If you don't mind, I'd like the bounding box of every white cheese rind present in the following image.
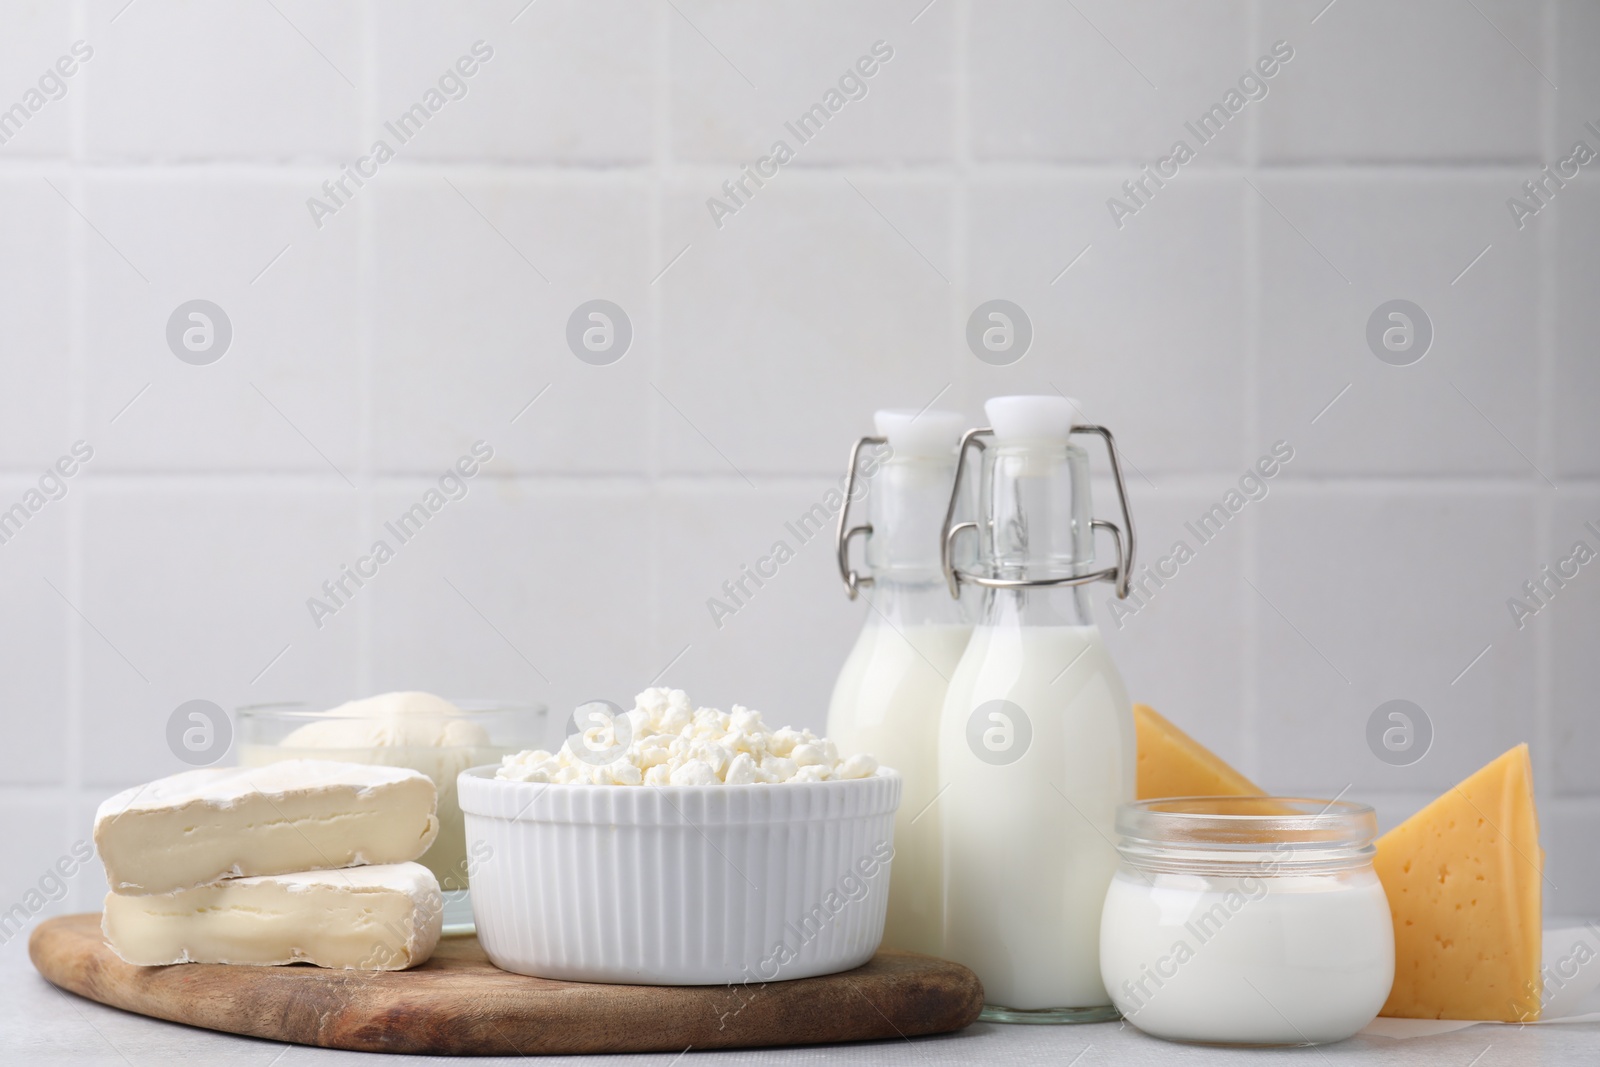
[93,760,439,895]
[101,862,443,969]
[94,759,434,813]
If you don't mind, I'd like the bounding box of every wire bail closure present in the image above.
[834,435,888,599]
[939,424,1138,600]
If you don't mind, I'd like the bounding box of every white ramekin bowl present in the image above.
[458,766,902,985]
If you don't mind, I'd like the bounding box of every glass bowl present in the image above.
[237,699,547,933]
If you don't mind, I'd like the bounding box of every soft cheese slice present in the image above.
[1134,703,1264,800]
[102,862,443,969]
[94,760,439,895]
[1375,744,1542,1021]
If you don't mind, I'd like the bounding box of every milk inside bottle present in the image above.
[827,409,972,956]
[936,395,1138,1023]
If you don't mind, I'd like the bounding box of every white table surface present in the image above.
[7,941,1598,1067]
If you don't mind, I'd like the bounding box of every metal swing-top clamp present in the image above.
[834,435,888,600]
[938,425,1138,601]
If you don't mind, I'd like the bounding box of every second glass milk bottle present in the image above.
[828,409,972,957]
[936,394,1138,1022]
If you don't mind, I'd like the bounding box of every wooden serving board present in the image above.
[30,914,984,1056]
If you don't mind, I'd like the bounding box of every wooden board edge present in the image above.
[29,914,986,1056]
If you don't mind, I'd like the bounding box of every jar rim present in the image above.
[237,700,544,720]
[1116,796,1377,856]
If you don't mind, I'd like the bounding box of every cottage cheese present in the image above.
[495,688,879,786]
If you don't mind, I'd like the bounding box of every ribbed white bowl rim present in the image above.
[458,765,902,826]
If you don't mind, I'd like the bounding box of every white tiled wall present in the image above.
[1,0,1596,938]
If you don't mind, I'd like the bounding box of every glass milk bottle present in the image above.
[936,395,1139,1023]
[828,409,973,957]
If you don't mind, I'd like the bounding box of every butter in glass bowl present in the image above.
[238,692,544,931]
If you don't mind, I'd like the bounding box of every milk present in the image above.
[828,619,970,956]
[1100,869,1395,1044]
[938,621,1134,1010]
[826,408,972,956]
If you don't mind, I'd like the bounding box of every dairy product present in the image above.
[1134,703,1264,800]
[1375,743,1542,1021]
[94,760,439,896]
[240,692,503,890]
[939,623,1134,1010]
[828,621,969,955]
[1100,869,1394,1044]
[496,688,878,785]
[825,407,971,957]
[102,861,442,969]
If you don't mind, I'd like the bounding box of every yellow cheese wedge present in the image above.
[1375,744,1542,1021]
[1134,703,1264,800]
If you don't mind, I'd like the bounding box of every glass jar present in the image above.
[237,699,545,934]
[1100,797,1395,1046]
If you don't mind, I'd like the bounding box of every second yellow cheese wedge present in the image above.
[1374,744,1543,1021]
[1134,703,1264,800]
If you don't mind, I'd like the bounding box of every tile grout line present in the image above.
[65,0,90,884]
[952,0,970,389]
[1532,0,1557,804]
[1243,0,1262,168]
[1239,185,1263,781]
[646,0,671,680]
[0,159,1570,178]
[1,469,1594,490]
[354,0,378,696]
[1238,0,1263,784]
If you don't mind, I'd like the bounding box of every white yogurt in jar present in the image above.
[1101,869,1393,1044]
[1100,798,1395,1046]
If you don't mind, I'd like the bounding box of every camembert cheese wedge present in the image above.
[102,862,443,969]
[94,760,439,896]
[1134,703,1264,800]
[1374,744,1542,1021]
